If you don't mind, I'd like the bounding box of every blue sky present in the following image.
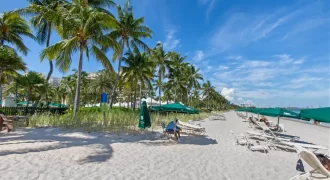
[1,0,329,107]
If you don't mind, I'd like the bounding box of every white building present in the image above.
[88,72,100,79]
[48,77,62,87]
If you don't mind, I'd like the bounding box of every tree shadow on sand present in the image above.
[0,128,113,164]
[0,128,217,163]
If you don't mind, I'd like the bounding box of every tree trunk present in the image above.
[158,71,162,106]
[0,70,3,104]
[109,40,125,108]
[45,25,53,81]
[133,86,137,109]
[73,45,84,119]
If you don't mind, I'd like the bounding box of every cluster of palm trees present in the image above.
[0,0,238,117]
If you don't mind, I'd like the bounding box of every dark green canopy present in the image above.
[152,102,199,114]
[258,108,299,118]
[299,107,330,123]
[17,101,32,105]
[48,103,66,108]
[139,101,151,129]
[236,107,299,124]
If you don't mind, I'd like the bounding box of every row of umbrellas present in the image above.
[16,101,67,108]
[236,107,330,123]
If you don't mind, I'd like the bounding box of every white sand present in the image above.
[0,111,329,180]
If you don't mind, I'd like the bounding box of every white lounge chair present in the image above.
[290,146,330,180]
[230,130,249,146]
[231,130,268,153]
[178,120,206,135]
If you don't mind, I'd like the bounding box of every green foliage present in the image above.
[28,107,210,133]
[0,46,27,84]
[0,11,35,54]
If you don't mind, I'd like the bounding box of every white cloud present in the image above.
[226,56,242,60]
[217,65,229,70]
[237,97,243,102]
[293,57,305,64]
[209,6,306,52]
[221,87,235,101]
[280,18,327,41]
[163,30,180,50]
[193,50,205,61]
[199,0,216,21]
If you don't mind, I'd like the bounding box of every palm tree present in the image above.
[15,71,46,108]
[151,42,171,106]
[41,5,117,118]
[0,11,34,55]
[121,49,154,109]
[186,64,203,105]
[89,70,115,104]
[107,5,153,108]
[202,80,215,109]
[24,0,67,81]
[0,46,27,101]
[0,46,27,86]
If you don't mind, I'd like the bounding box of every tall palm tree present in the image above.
[186,64,203,105]
[107,5,153,108]
[121,49,154,109]
[151,42,171,106]
[24,0,67,81]
[41,4,117,118]
[0,11,34,55]
[202,80,214,109]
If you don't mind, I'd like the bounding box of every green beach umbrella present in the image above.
[17,101,32,105]
[299,107,330,123]
[152,102,199,114]
[139,101,151,129]
[258,108,299,125]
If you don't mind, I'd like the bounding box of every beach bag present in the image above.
[296,159,305,172]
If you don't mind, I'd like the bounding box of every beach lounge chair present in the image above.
[246,130,328,152]
[177,120,205,135]
[230,130,269,153]
[245,135,269,153]
[230,130,249,145]
[0,114,14,133]
[248,117,299,141]
[290,146,330,180]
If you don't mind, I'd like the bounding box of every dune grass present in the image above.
[28,108,210,133]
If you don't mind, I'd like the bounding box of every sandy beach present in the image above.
[1,111,329,180]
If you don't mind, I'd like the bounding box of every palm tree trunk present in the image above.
[158,71,161,106]
[0,69,3,104]
[133,85,137,109]
[45,25,53,81]
[109,40,125,108]
[73,46,84,118]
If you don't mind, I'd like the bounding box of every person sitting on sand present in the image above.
[166,118,182,142]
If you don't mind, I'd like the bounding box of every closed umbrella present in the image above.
[139,101,151,129]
